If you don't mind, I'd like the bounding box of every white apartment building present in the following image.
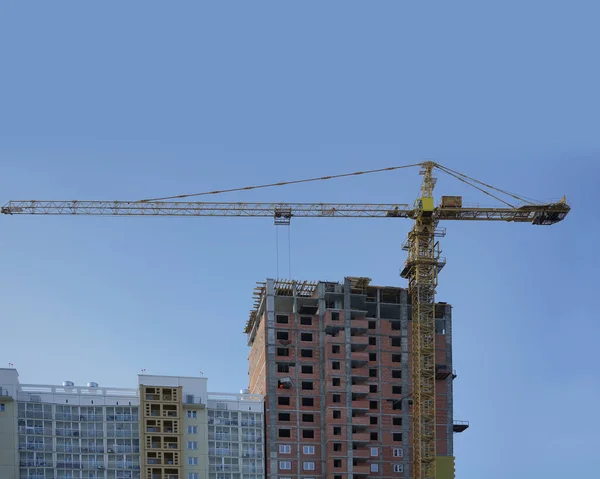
[0,369,264,479]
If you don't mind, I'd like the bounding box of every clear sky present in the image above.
[1,1,599,477]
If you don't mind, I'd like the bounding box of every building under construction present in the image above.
[246,277,466,479]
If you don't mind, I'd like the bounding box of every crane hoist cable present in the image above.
[138,162,423,202]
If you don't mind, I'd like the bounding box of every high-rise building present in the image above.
[0,369,264,479]
[246,277,463,479]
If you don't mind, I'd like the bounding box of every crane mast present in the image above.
[403,161,443,479]
[1,162,570,479]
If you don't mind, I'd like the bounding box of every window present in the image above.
[393,386,402,395]
[279,461,292,470]
[393,400,402,410]
[187,425,197,434]
[369,353,377,361]
[370,447,378,456]
[303,461,316,471]
[369,384,377,393]
[302,397,313,407]
[279,429,291,438]
[333,443,342,452]
[393,417,402,426]
[335,476,342,479]
[302,381,313,390]
[277,331,289,340]
[371,464,379,472]
[302,414,314,423]
[187,441,198,450]
[392,354,401,363]
[187,410,197,419]
[0,404,5,412]
[394,464,404,472]
[332,378,341,387]
[277,348,290,357]
[278,363,290,373]
[392,369,402,379]
[391,321,400,330]
[393,432,403,442]
[333,426,341,435]
[333,410,341,419]
[369,336,376,345]
[278,396,290,406]
[300,316,312,325]
[370,416,378,425]
[188,457,198,465]
[301,349,313,358]
[279,444,291,454]
[276,315,289,324]
[331,312,340,321]
[279,413,291,421]
[188,473,199,479]
[368,321,376,329]
[332,345,340,354]
[369,401,378,409]
[370,432,378,440]
[301,333,313,342]
[369,369,377,378]
[332,361,341,370]
[301,365,313,374]
[302,429,314,439]
[393,447,404,457]
[334,459,342,468]
[333,394,341,403]
[392,336,401,347]
[303,445,315,455]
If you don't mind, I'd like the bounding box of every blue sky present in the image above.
[1,1,599,477]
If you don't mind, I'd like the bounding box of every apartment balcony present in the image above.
[352,432,370,443]
[18,426,53,436]
[107,461,140,470]
[351,400,370,411]
[145,394,161,401]
[351,415,370,428]
[350,351,368,366]
[453,420,469,433]
[435,364,452,380]
[19,443,53,452]
[352,447,370,459]
[350,319,368,333]
[353,464,371,475]
[350,335,369,351]
[20,460,54,468]
[351,367,369,381]
[351,384,369,396]
[326,332,345,344]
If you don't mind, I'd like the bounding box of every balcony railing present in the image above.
[20,411,53,420]
[18,426,53,436]
[18,443,53,452]
[19,460,54,468]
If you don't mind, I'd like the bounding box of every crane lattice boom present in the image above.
[1,200,569,224]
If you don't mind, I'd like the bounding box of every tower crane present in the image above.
[1,161,570,479]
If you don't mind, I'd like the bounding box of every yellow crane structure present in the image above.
[1,161,570,479]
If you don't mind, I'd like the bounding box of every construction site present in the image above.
[0,161,570,479]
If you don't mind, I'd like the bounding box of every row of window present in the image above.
[277,313,404,329]
[278,460,404,472]
[277,363,403,379]
[277,427,402,441]
[276,315,314,325]
[277,332,402,348]
[278,395,402,410]
[279,460,315,470]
